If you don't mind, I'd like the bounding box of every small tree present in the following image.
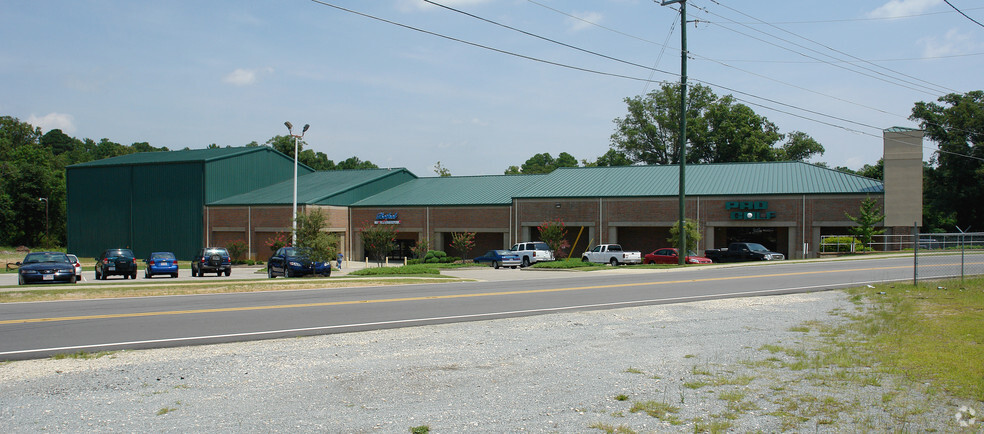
[449,232,476,263]
[361,223,398,266]
[845,197,885,250]
[538,218,570,258]
[410,238,430,259]
[667,218,702,254]
[265,232,291,252]
[295,209,339,265]
[227,240,249,263]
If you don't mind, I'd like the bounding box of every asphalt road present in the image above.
[0,253,978,360]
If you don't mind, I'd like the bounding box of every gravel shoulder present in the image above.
[0,290,975,432]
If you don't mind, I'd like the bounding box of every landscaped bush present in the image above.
[423,250,456,264]
[530,258,606,269]
[821,236,864,253]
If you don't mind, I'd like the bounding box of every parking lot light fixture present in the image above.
[285,122,309,246]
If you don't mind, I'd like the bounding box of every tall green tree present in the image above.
[294,209,339,265]
[910,90,984,231]
[667,218,702,254]
[611,82,823,165]
[845,197,885,249]
[503,152,578,174]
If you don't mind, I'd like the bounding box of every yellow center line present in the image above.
[0,263,932,325]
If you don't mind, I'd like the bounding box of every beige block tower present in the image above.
[882,127,923,235]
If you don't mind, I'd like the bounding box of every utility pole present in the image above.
[661,0,688,265]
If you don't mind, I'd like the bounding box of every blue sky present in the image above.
[2,0,981,176]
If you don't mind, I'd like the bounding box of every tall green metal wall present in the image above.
[67,148,304,261]
[67,163,205,261]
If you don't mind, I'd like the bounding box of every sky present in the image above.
[2,0,982,176]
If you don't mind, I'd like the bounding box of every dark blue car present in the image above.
[473,249,521,269]
[144,252,179,278]
[267,247,331,278]
[17,252,77,285]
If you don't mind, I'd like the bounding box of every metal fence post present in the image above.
[913,222,918,286]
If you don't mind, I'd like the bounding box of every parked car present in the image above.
[192,247,232,277]
[17,252,77,285]
[66,254,82,279]
[144,251,179,278]
[704,242,784,262]
[509,241,555,267]
[643,248,713,265]
[95,248,138,280]
[267,247,331,278]
[473,249,521,269]
[581,244,643,266]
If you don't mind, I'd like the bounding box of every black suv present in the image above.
[95,248,138,280]
[192,247,232,277]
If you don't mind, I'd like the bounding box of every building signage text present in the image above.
[374,212,400,225]
[726,201,776,220]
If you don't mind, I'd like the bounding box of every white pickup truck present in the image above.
[581,244,642,266]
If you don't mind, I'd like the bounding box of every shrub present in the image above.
[349,265,440,276]
[821,236,864,253]
[424,250,453,263]
[227,240,248,263]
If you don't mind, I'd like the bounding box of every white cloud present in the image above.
[866,0,941,19]
[566,11,602,32]
[27,113,76,134]
[222,67,273,86]
[398,0,494,12]
[919,28,979,57]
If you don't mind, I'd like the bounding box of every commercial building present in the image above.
[67,129,921,261]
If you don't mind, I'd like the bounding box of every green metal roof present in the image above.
[515,162,883,198]
[211,168,417,206]
[353,174,546,207]
[885,126,921,133]
[68,146,312,171]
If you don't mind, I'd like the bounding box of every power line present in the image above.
[944,0,984,28]
[305,0,981,162]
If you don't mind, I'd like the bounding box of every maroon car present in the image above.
[643,248,712,265]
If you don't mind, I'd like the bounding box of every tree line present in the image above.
[0,116,377,248]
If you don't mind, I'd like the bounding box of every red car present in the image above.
[643,248,713,265]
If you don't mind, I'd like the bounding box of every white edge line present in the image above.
[0,279,892,357]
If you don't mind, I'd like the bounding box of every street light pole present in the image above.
[284,122,309,247]
[661,0,688,265]
[38,197,48,243]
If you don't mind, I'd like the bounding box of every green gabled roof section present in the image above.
[515,162,883,198]
[353,174,546,207]
[210,168,417,206]
[885,126,921,133]
[68,146,314,172]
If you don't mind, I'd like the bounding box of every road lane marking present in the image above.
[0,264,923,325]
[0,280,885,357]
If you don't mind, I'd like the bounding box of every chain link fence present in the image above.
[820,232,984,282]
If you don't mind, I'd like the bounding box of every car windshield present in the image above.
[495,250,510,255]
[24,252,69,263]
[106,249,134,258]
[746,243,769,252]
[687,250,698,256]
[533,242,550,250]
[281,247,299,256]
[206,248,229,256]
[67,254,79,262]
[151,253,175,260]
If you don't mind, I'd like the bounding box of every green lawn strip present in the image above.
[850,278,984,401]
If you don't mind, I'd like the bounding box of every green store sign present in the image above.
[726,201,776,220]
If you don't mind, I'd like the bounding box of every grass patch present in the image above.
[614,394,629,401]
[348,265,441,276]
[587,422,636,433]
[409,425,430,434]
[629,400,681,424]
[51,350,116,360]
[849,278,984,401]
[624,367,644,375]
[155,406,177,416]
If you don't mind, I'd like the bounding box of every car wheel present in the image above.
[225,269,231,277]
[145,270,150,279]
[18,275,24,285]
[522,257,531,268]
[581,257,589,262]
[172,273,178,278]
[493,261,500,269]
[132,272,137,279]
[216,271,221,277]
[268,267,275,278]
[511,266,517,269]
[69,275,77,284]
[610,258,619,266]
